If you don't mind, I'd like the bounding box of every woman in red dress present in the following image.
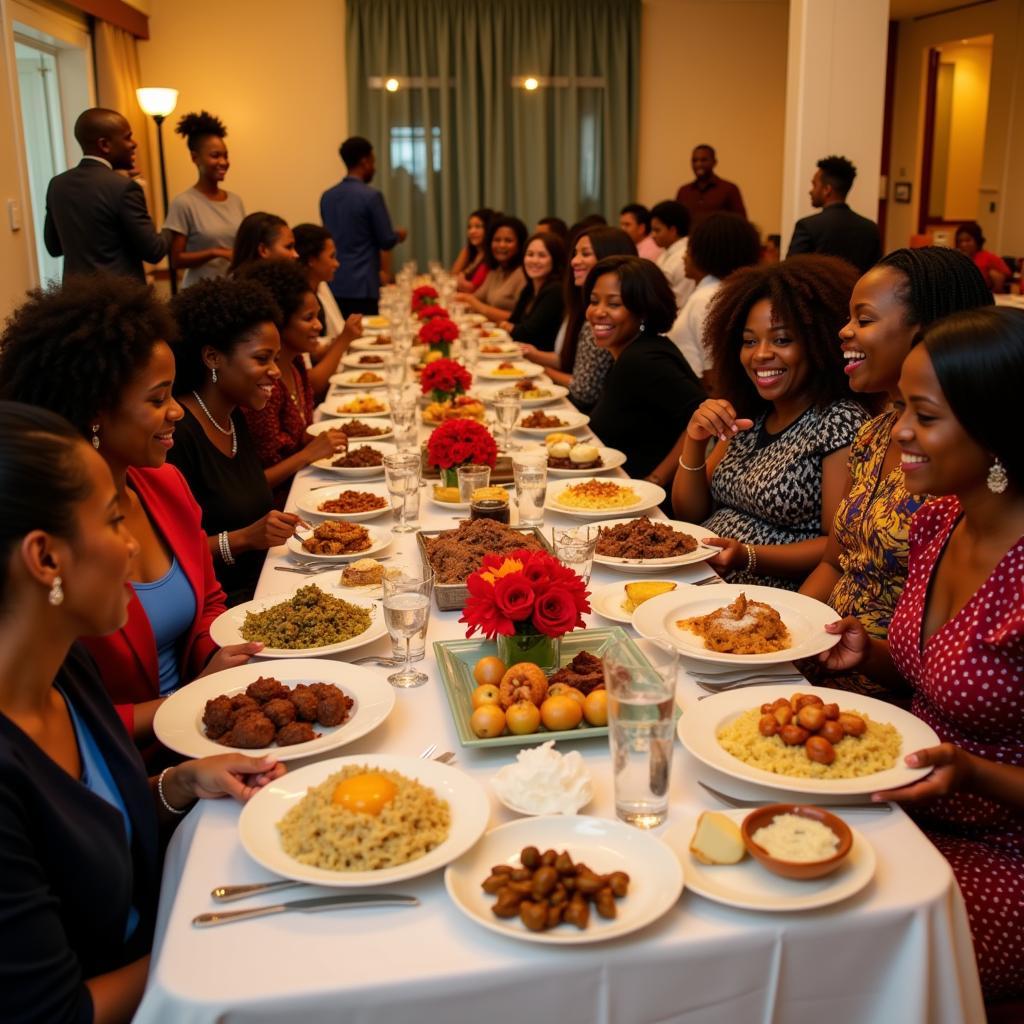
[822,306,1024,1001]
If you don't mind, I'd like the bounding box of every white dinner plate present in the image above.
[296,482,393,521]
[305,418,393,441]
[239,754,490,887]
[589,579,684,624]
[318,394,391,418]
[590,519,719,573]
[515,410,590,434]
[309,441,396,477]
[351,337,393,352]
[546,447,628,477]
[632,584,840,664]
[677,684,939,795]
[340,352,392,370]
[473,383,569,407]
[286,524,391,563]
[476,340,518,357]
[152,659,395,762]
[664,809,875,911]
[546,478,666,519]
[362,315,391,331]
[330,370,388,389]
[476,361,546,381]
[445,815,683,944]
[209,586,387,659]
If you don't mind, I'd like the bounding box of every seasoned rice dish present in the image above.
[555,480,639,510]
[678,593,790,654]
[240,584,371,649]
[277,766,451,871]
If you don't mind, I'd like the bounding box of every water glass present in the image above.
[460,333,480,374]
[383,451,421,533]
[493,393,522,452]
[457,463,491,502]
[384,357,407,388]
[512,451,547,528]
[603,639,679,829]
[551,525,599,582]
[383,570,433,688]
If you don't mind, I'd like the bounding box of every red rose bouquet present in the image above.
[411,285,439,311]
[421,357,472,402]
[419,317,459,346]
[416,304,450,321]
[461,548,590,640]
[426,418,497,474]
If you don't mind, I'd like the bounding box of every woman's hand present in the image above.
[687,399,754,443]
[872,743,975,804]
[819,616,870,672]
[172,755,286,805]
[246,510,304,551]
[304,428,347,464]
[702,537,748,573]
[498,320,514,333]
[339,313,363,346]
[201,642,264,676]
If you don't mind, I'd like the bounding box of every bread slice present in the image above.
[689,811,746,865]
[623,581,677,613]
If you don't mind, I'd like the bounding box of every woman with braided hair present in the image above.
[165,110,245,286]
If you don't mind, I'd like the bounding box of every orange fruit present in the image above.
[540,694,584,731]
[471,684,501,709]
[548,684,586,707]
[473,656,507,687]
[583,689,608,727]
[506,701,541,735]
[470,704,506,738]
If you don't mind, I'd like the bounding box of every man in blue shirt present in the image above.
[320,136,407,315]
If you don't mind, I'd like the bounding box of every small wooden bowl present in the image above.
[741,804,852,880]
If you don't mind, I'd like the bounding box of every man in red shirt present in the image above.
[675,145,747,227]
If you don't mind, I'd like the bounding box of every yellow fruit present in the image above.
[425,350,443,364]
[540,694,583,731]
[470,704,506,738]
[471,684,501,709]
[583,689,608,727]
[473,656,507,687]
[506,701,541,735]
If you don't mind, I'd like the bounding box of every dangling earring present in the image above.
[48,575,64,606]
[91,424,100,450]
[987,457,1008,494]
[638,321,646,333]
[211,367,218,384]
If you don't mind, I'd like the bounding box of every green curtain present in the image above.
[345,0,640,268]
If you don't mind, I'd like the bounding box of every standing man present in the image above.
[675,145,747,227]
[618,203,660,261]
[320,136,407,316]
[786,155,881,274]
[44,108,168,282]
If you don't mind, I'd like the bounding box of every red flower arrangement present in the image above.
[427,418,497,472]
[411,285,439,311]
[460,548,590,640]
[416,304,450,321]
[421,357,472,400]
[418,317,459,347]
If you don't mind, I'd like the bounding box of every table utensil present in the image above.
[695,677,807,696]
[193,892,420,927]
[696,780,892,812]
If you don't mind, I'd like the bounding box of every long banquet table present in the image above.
[136,369,984,1024]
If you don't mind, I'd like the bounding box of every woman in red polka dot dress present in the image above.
[821,307,1024,1001]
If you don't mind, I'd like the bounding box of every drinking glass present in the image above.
[603,639,679,829]
[383,451,421,532]
[460,332,480,375]
[384,357,407,388]
[512,450,548,528]
[551,525,599,583]
[383,570,433,687]
[493,393,522,452]
[457,463,491,502]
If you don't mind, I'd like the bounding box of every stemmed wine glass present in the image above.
[492,391,522,453]
[382,570,434,688]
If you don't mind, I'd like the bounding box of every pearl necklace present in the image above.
[192,390,237,456]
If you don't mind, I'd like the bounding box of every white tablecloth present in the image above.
[137,383,984,1024]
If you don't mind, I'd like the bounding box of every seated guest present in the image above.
[671,256,868,589]
[165,110,244,287]
[536,215,568,240]
[587,256,704,480]
[0,401,283,1022]
[651,199,694,311]
[0,276,260,747]
[451,207,495,292]
[667,211,762,387]
[955,221,1011,293]
[762,233,781,263]
[499,231,566,350]
[820,307,1024,1002]
[170,278,307,605]
[458,215,528,322]
[676,144,748,226]
[618,203,661,261]
[227,211,296,273]
[236,259,350,502]
[293,223,362,354]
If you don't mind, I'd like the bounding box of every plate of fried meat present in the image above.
[590,517,718,571]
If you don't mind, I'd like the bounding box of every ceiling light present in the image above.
[523,77,539,91]
[385,78,400,93]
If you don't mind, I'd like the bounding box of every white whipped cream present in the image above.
[492,741,592,815]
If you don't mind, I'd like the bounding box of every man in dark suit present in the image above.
[44,108,168,282]
[786,155,881,274]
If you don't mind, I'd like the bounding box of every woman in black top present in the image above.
[586,256,705,481]
[0,402,282,1022]
[169,278,304,604]
[500,231,566,350]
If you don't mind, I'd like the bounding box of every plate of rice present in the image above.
[546,478,665,519]
[209,583,388,658]
[239,754,490,886]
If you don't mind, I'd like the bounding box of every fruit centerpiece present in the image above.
[426,417,498,487]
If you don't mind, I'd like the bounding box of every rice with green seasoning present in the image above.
[241,584,371,649]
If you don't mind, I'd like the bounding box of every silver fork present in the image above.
[696,677,806,698]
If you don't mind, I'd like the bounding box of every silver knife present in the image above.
[193,892,419,927]
[698,780,892,813]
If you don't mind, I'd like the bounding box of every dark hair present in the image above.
[73,108,123,149]
[955,221,985,250]
[922,306,1024,489]
[525,231,567,279]
[817,155,857,198]
[340,136,373,169]
[650,200,690,237]
[228,212,289,273]
[619,203,651,232]
[560,226,638,373]
[705,254,860,417]
[582,255,677,336]
[170,278,282,393]
[688,212,762,281]
[0,402,92,603]
[568,214,607,236]
[0,274,175,435]
[537,216,568,239]
[465,207,496,262]
[693,144,717,160]
[237,258,314,325]
[876,246,992,332]
[292,223,333,265]
[175,110,227,151]
[484,216,528,271]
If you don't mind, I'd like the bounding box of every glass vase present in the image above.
[439,467,459,488]
[497,632,561,673]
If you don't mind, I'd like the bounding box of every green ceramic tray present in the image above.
[435,626,649,749]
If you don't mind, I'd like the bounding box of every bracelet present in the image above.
[678,454,708,472]
[218,531,235,566]
[744,543,758,575]
[157,767,189,815]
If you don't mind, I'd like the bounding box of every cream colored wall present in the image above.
[636,0,789,237]
[939,42,992,222]
[138,0,347,228]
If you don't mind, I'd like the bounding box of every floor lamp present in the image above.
[136,87,178,295]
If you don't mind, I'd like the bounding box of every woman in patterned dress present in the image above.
[822,307,1024,1001]
[671,255,868,590]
